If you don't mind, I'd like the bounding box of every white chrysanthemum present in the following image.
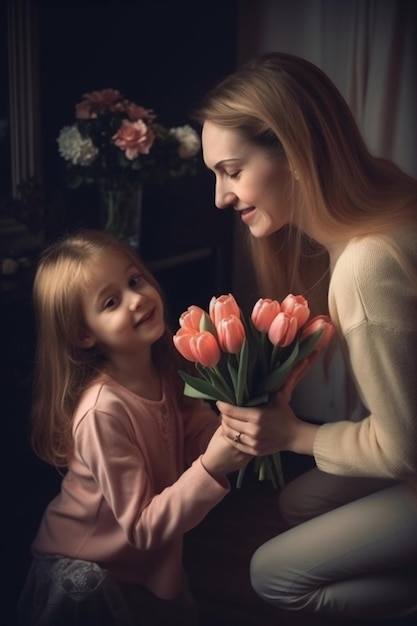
[57,125,98,166]
[169,125,201,159]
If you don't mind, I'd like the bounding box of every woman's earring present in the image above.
[293,169,299,180]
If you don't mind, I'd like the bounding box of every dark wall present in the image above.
[39,0,237,170]
[0,1,12,200]
[38,0,238,319]
[6,2,238,622]
[38,1,235,231]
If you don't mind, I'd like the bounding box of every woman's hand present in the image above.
[218,357,320,457]
[217,392,299,456]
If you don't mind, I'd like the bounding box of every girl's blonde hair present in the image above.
[31,229,191,468]
[195,52,417,314]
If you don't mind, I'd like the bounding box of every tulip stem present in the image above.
[211,365,235,404]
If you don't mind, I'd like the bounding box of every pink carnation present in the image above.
[124,101,156,122]
[112,119,155,160]
[75,89,123,119]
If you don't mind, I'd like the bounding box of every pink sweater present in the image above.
[32,376,229,599]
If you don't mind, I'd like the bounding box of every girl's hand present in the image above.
[201,426,252,479]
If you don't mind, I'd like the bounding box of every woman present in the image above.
[195,52,417,620]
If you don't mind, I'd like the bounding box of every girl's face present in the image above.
[80,252,165,359]
[202,121,295,237]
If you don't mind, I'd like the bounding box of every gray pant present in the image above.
[250,469,417,619]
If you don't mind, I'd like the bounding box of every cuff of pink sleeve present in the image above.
[199,455,230,491]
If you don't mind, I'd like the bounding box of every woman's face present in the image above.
[202,121,295,238]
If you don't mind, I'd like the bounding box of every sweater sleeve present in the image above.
[182,399,220,467]
[314,233,417,479]
[314,321,417,478]
[75,404,228,552]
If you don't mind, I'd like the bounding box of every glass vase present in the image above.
[99,184,143,250]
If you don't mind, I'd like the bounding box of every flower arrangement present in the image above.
[57,88,201,189]
[173,293,335,488]
[57,88,201,244]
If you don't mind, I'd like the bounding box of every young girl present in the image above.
[18,229,250,626]
[196,52,417,620]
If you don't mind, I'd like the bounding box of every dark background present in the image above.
[37,0,238,317]
[3,1,239,621]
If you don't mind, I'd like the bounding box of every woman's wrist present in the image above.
[289,418,319,455]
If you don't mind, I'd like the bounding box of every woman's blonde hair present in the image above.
[31,229,191,468]
[195,52,417,313]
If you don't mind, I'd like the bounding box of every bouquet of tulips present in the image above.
[173,293,335,488]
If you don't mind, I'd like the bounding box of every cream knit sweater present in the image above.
[313,228,417,503]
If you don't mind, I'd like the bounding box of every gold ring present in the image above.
[234,432,242,444]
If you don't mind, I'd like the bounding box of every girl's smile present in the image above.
[81,253,165,355]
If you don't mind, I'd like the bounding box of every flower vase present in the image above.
[99,184,143,250]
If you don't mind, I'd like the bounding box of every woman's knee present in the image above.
[250,542,278,602]
[250,539,310,612]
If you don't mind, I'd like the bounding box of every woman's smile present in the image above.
[202,121,294,238]
[239,206,257,224]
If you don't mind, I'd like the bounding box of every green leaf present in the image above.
[243,393,270,406]
[247,319,267,361]
[261,341,300,393]
[241,454,284,490]
[269,336,298,369]
[226,357,238,402]
[179,371,234,403]
[258,458,266,481]
[296,328,324,362]
[214,352,231,382]
[199,312,217,337]
[199,362,236,403]
[261,369,289,393]
[236,338,249,405]
[236,465,247,489]
[182,382,220,401]
[272,453,285,488]
[195,362,218,385]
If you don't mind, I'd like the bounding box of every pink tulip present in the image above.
[173,328,197,361]
[268,312,298,347]
[216,315,246,354]
[280,294,310,328]
[173,328,221,367]
[300,315,335,351]
[209,294,240,328]
[191,331,222,367]
[179,305,205,331]
[251,298,281,333]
